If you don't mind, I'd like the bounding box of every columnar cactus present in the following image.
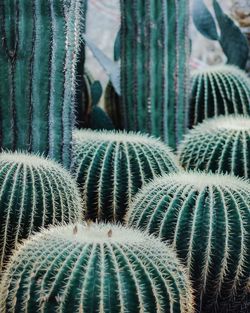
[178,115,250,179]
[104,82,123,129]
[120,0,190,148]
[127,171,250,313]
[71,129,180,222]
[0,0,87,167]
[0,223,194,313]
[0,152,82,271]
[189,65,250,128]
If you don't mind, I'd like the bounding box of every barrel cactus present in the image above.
[0,151,82,271]
[127,171,250,313]
[71,129,180,222]
[189,65,250,128]
[0,0,87,167]
[0,223,194,313]
[178,115,250,179]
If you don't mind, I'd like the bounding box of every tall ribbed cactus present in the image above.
[0,0,87,167]
[178,115,250,178]
[189,65,250,128]
[120,0,190,148]
[0,223,194,313]
[127,171,250,313]
[71,129,180,222]
[0,151,82,271]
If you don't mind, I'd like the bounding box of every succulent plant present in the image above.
[189,65,250,128]
[127,171,250,313]
[71,129,180,222]
[120,0,190,148]
[0,223,194,313]
[0,151,82,271]
[0,0,87,167]
[178,115,250,179]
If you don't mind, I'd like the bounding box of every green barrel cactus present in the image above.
[178,115,250,179]
[127,171,250,313]
[120,0,190,148]
[0,223,194,313]
[0,0,87,167]
[0,151,82,271]
[71,129,180,222]
[189,65,250,128]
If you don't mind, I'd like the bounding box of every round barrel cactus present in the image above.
[71,129,180,222]
[0,151,82,271]
[189,65,250,128]
[178,115,250,178]
[127,171,250,313]
[0,223,194,313]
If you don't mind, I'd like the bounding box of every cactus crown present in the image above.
[127,170,250,313]
[178,115,250,178]
[0,151,82,271]
[71,129,180,222]
[189,65,250,127]
[0,223,194,313]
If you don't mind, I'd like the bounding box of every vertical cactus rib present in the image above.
[120,0,190,148]
[0,223,194,313]
[0,0,87,167]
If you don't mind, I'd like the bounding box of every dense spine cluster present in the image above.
[178,115,250,179]
[120,0,190,148]
[0,0,87,167]
[189,65,250,128]
[127,171,250,313]
[0,223,194,313]
[0,152,82,271]
[71,129,180,222]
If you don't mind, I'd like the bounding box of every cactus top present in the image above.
[192,64,250,79]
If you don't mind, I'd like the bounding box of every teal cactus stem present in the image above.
[0,223,194,313]
[127,171,250,313]
[120,0,190,148]
[189,65,250,128]
[0,0,87,168]
[178,115,250,179]
[0,151,82,272]
[71,129,180,222]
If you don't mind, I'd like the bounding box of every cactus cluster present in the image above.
[127,171,250,313]
[178,115,250,179]
[0,151,82,271]
[120,0,190,148]
[0,223,194,313]
[0,0,87,167]
[189,65,250,128]
[71,129,180,222]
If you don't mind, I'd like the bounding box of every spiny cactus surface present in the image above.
[0,223,194,313]
[71,129,180,222]
[0,151,82,271]
[120,0,190,148]
[127,171,250,313]
[189,65,250,128]
[178,115,250,178]
[0,0,87,167]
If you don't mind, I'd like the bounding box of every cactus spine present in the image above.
[0,0,87,167]
[71,129,180,222]
[127,171,250,313]
[0,151,82,271]
[120,0,190,148]
[0,223,194,313]
[189,65,250,128]
[178,115,250,179]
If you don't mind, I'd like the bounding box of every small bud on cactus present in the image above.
[178,115,250,179]
[127,171,250,313]
[0,223,194,313]
[71,129,180,222]
[189,65,250,128]
[0,151,82,271]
